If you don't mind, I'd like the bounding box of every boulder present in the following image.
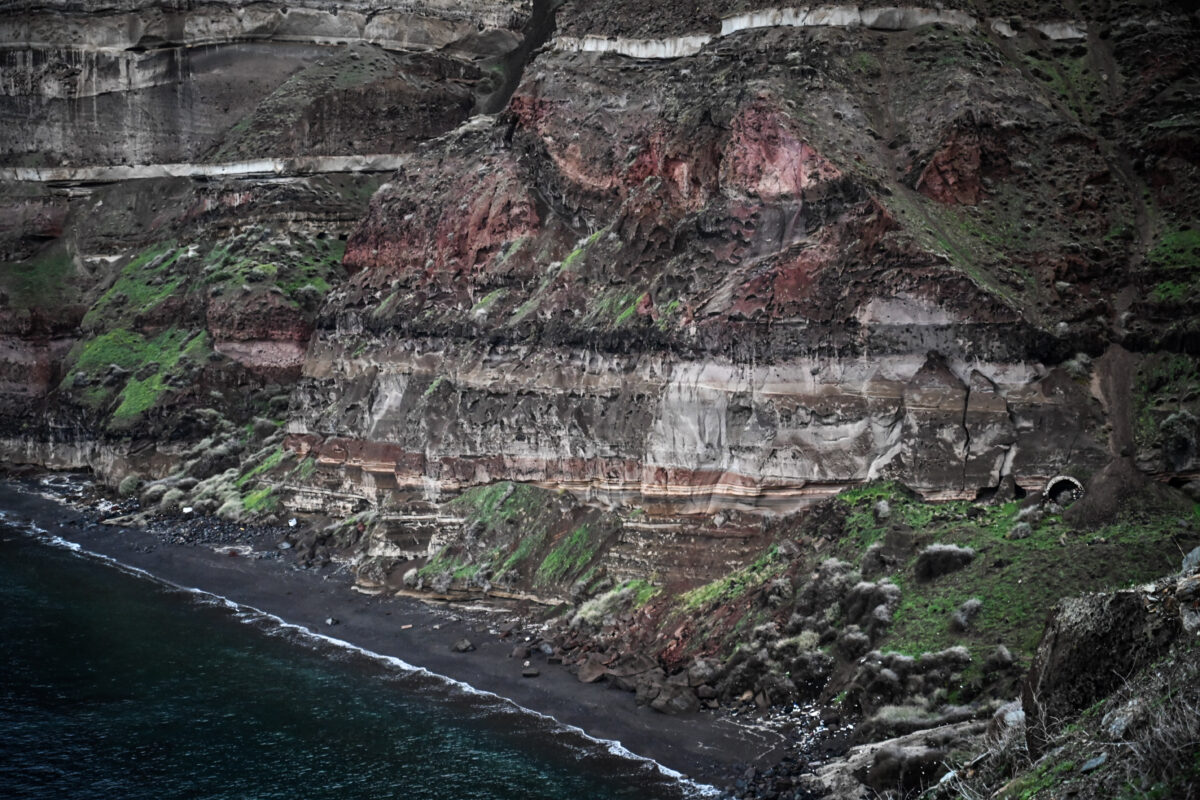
[1183,545,1200,574]
[859,744,949,796]
[984,644,1014,673]
[915,544,976,580]
[1007,522,1033,540]
[159,487,186,511]
[117,473,141,497]
[1022,586,1180,755]
[987,699,1025,741]
[451,638,475,653]
[576,655,608,684]
[950,597,983,632]
[837,626,871,659]
[635,671,666,706]
[687,657,722,687]
[1101,698,1142,740]
[650,683,700,715]
[854,704,977,742]
[139,482,169,507]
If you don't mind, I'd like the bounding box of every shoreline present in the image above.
[0,477,789,791]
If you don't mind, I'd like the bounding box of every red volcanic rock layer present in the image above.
[721,101,843,199]
[207,291,314,344]
[916,126,1009,206]
[344,153,541,282]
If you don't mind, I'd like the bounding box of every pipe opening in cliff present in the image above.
[1044,475,1084,507]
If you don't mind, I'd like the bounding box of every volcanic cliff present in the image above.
[3,0,1200,796]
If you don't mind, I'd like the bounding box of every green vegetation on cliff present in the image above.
[63,327,210,426]
[680,545,784,612]
[81,242,184,331]
[629,478,1198,689]
[1132,352,1200,449]
[536,522,601,586]
[203,234,346,306]
[417,483,620,595]
[828,483,1194,660]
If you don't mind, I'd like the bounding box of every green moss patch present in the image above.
[64,327,210,424]
[470,288,505,315]
[289,457,317,480]
[585,289,645,328]
[82,243,184,331]
[436,483,619,594]
[237,446,287,488]
[536,523,601,586]
[418,546,468,580]
[997,758,1078,800]
[560,228,606,272]
[621,579,661,607]
[446,482,557,580]
[241,486,277,514]
[203,235,345,306]
[1147,228,1200,272]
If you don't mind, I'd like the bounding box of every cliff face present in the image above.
[0,0,538,464]
[289,0,1200,520]
[1,0,1197,560]
[3,0,1199,554]
[4,2,1200,795]
[1,0,530,165]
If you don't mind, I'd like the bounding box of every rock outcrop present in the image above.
[1023,563,1198,755]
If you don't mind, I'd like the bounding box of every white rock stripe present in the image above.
[552,5,1089,60]
[0,154,410,183]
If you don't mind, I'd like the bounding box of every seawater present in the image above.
[0,512,710,799]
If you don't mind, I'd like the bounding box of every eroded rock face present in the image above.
[0,0,532,166]
[0,0,545,471]
[291,10,1194,513]
[1,2,1199,660]
[287,339,1106,510]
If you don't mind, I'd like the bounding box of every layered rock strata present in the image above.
[287,341,1104,510]
[1,4,1199,734]
[290,2,1200,515]
[0,0,537,165]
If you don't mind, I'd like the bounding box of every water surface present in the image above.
[0,516,706,799]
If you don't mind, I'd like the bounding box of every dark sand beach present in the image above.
[0,477,788,790]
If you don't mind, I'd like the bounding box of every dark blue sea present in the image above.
[0,507,711,799]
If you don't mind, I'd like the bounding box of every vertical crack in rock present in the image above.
[480,0,562,114]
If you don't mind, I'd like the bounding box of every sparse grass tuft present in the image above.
[242,486,277,513]
[681,545,784,611]
[536,523,600,586]
[237,446,287,488]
